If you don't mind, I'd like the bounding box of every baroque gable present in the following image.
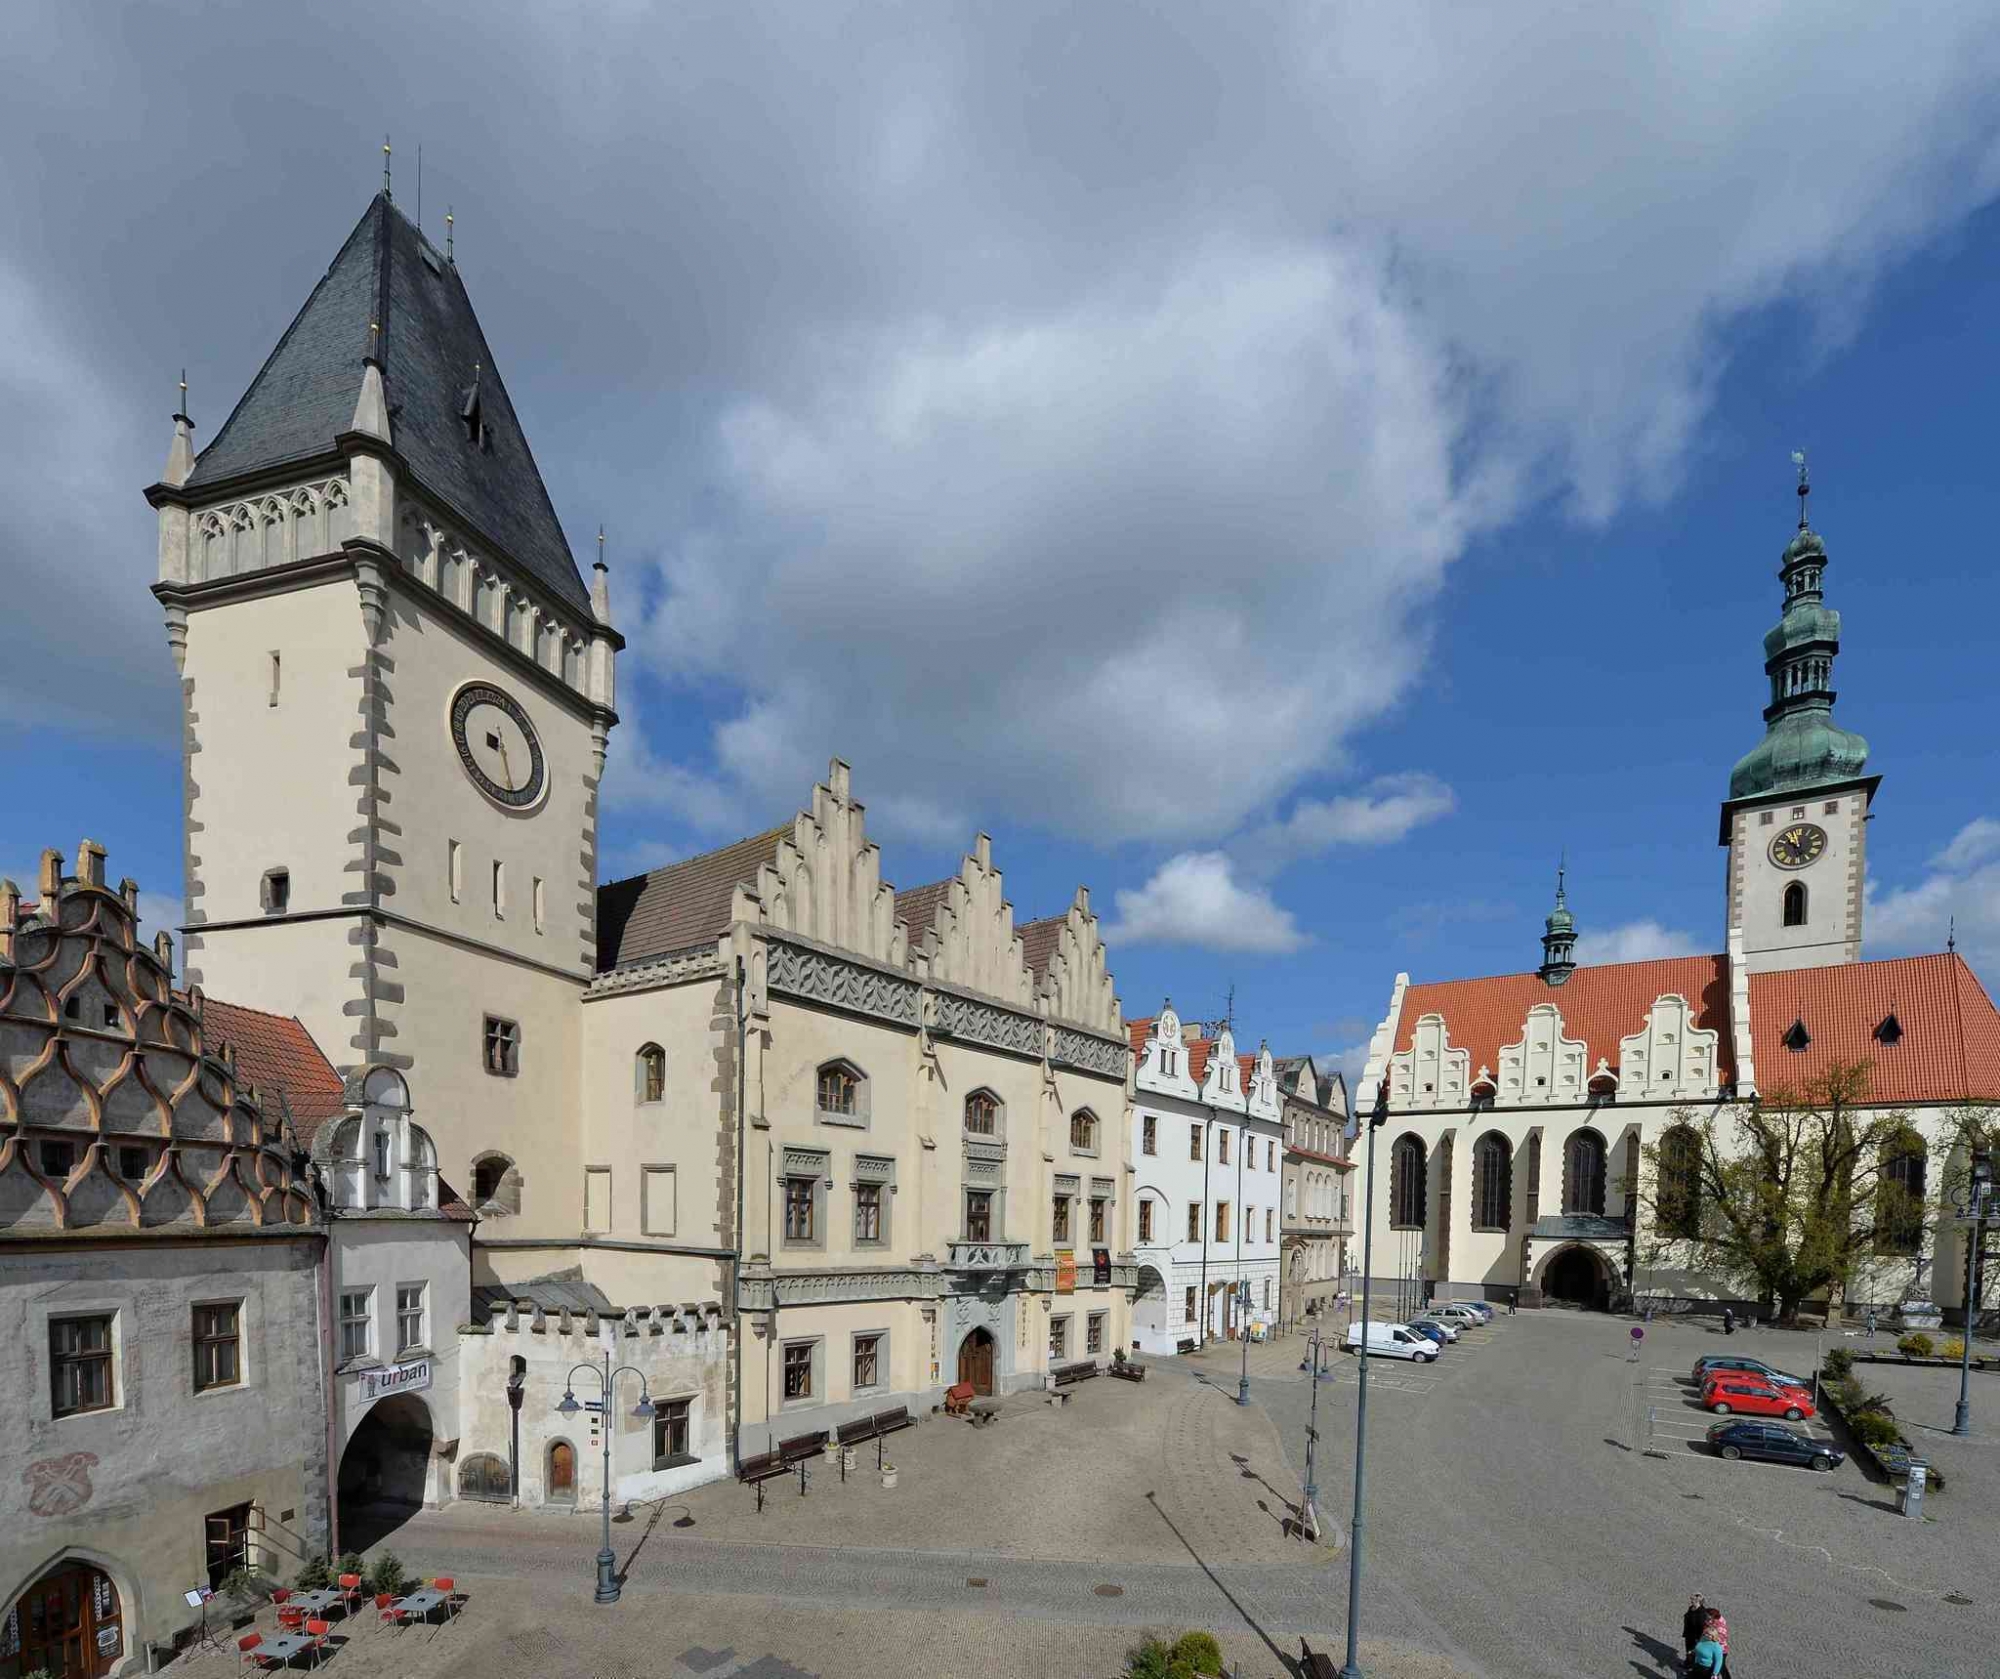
[1617,992,1721,1101]
[1199,1025,1246,1110]
[1388,1011,1471,1111]
[1135,1004,1199,1099]
[1498,1003,1589,1105]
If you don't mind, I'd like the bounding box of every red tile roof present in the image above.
[1128,1017,1157,1058]
[200,996,347,1145]
[1393,951,2000,1107]
[1187,1038,1214,1086]
[1238,1053,1256,1090]
[1017,915,1064,978]
[894,879,954,951]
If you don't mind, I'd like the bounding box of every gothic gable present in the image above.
[1026,888,1121,1035]
[904,834,1034,1007]
[735,760,905,967]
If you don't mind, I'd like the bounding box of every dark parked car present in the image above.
[1405,1320,1452,1347]
[1693,1354,1809,1388]
[1705,1418,1843,1471]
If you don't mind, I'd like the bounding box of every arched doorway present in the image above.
[338,1393,433,1549]
[546,1439,577,1504]
[1543,1245,1610,1309]
[1131,1266,1169,1346]
[957,1327,996,1396]
[9,1561,125,1678]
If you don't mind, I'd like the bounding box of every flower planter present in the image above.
[881,1465,898,1489]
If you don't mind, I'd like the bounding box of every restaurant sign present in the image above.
[357,1358,432,1404]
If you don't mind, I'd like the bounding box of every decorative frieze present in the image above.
[738,1267,944,1310]
[964,1155,1004,1187]
[853,1154,896,1185]
[767,936,920,1028]
[1053,1173,1081,1196]
[782,1146,831,1178]
[932,986,1044,1058]
[192,476,352,582]
[1049,1023,1129,1080]
[946,1239,1031,1273]
[964,1138,1007,1167]
[586,942,724,997]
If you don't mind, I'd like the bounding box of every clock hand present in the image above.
[496,732,514,788]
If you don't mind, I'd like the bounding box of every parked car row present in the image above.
[1689,1352,1844,1471]
[1342,1300,1497,1362]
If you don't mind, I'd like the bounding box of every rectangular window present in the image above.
[267,650,281,707]
[396,1284,426,1355]
[491,858,505,918]
[652,1398,692,1467]
[205,1505,251,1592]
[117,1145,149,1182]
[853,1333,881,1390]
[532,875,545,934]
[1187,1203,1201,1243]
[483,1016,519,1076]
[783,1341,814,1400]
[965,1189,993,1242]
[262,869,290,914]
[1089,1197,1107,1243]
[40,1139,75,1179]
[854,1182,883,1244]
[1268,1140,1277,1171]
[192,1302,241,1392]
[50,1314,114,1416]
[1216,1201,1231,1243]
[1265,1208,1274,1242]
[584,1167,612,1233]
[338,1289,372,1364]
[1142,1115,1157,1155]
[1183,1285,1197,1323]
[1087,1313,1105,1355]
[1052,1194,1071,1244]
[449,839,463,903]
[1190,1125,1202,1161]
[642,1166,677,1236]
[1218,1130,1230,1166]
[1049,1316,1068,1359]
[784,1177,816,1242]
[1138,1200,1154,1243]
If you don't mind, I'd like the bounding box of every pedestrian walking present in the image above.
[1507,1289,1519,1315]
[1680,1595,1707,1669]
[1688,1625,1725,1679]
[1704,1606,1731,1678]
[1722,1305,1736,1336]
[1864,1307,1877,1342]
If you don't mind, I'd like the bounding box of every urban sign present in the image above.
[357,1358,432,1404]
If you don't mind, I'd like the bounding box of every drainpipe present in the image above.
[730,955,748,1473]
[318,1218,340,1559]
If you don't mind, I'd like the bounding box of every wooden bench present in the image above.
[835,1416,879,1449]
[1107,1359,1147,1383]
[872,1405,913,1436]
[779,1430,828,1465]
[737,1450,787,1485]
[1299,1638,1340,1679]
[1050,1360,1099,1388]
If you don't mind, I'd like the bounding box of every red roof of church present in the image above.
[1394,951,2000,1106]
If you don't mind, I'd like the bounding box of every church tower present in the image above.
[1719,458,1876,974]
[146,191,620,1230]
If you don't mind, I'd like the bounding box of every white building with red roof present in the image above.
[1355,472,2000,1318]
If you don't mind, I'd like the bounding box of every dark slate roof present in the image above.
[596,826,790,971]
[471,1273,619,1324]
[186,193,589,615]
[894,879,954,950]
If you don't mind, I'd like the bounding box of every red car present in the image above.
[1702,1374,1815,1421]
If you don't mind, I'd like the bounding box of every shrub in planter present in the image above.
[1938,1337,1966,1361]
[1171,1632,1225,1677]
[1897,1332,1934,1359]
[1127,1637,1195,1679]
[366,1550,410,1598]
[294,1555,332,1591]
[1821,1347,1854,1381]
[1846,1411,1902,1448]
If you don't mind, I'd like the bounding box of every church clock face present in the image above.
[1769,821,1827,870]
[450,683,546,810]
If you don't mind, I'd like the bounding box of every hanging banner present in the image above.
[1055,1250,1077,1294]
[357,1358,432,1403]
[1092,1248,1111,1286]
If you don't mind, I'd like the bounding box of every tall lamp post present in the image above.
[1299,1319,1324,1542]
[1951,1148,1992,1438]
[557,1344,657,1604]
[1342,1079,1390,1679]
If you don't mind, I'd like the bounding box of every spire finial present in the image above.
[445,205,454,261]
[1791,448,1810,530]
[1948,915,1956,955]
[382,135,392,201]
[1556,848,1567,907]
[176,367,188,420]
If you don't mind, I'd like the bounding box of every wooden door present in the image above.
[18,1564,121,1679]
[548,1440,576,1500]
[957,1329,995,1396]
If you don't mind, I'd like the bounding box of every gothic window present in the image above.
[1563,1129,1606,1217]
[1876,1131,1926,1256]
[1473,1132,1511,1232]
[1782,882,1807,927]
[815,1061,866,1125]
[1070,1110,1098,1153]
[1657,1124,1702,1240]
[964,1091,999,1137]
[636,1044,666,1103]
[1391,1134,1427,1230]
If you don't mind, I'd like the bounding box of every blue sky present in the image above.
[6,4,2000,1088]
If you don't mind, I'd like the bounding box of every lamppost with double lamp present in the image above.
[1342,1079,1391,1679]
[1951,1147,1993,1438]
[557,1344,657,1604]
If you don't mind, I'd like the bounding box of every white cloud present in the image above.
[1571,920,1704,966]
[1234,774,1457,876]
[1103,851,1310,955]
[1870,817,2000,974]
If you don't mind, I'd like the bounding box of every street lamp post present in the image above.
[1299,1320,1323,1542]
[1951,1148,1993,1439]
[1238,1279,1252,1406]
[557,1344,657,1604]
[1342,1080,1390,1679]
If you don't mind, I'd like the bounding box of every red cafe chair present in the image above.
[237,1631,266,1668]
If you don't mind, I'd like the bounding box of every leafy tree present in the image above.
[1635,1061,1935,1323]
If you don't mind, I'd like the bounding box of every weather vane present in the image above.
[1792,448,1810,527]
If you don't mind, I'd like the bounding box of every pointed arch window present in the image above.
[1657,1124,1702,1240]
[1391,1134,1427,1230]
[964,1090,999,1138]
[1472,1132,1512,1232]
[815,1060,869,1127]
[1782,881,1807,927]
[1070,1109,1099,1154]
[636,1043,666,1103]
[1563,1128,1606,1217]
[1876,1130,1926,1256]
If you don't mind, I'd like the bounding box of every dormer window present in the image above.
[1873,1012,1903,1047]
[1782,1017,1811,1052]
[460,366,490,451]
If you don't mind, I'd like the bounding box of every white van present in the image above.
[1341,1321,1438,1362]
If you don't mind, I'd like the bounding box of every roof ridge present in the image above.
[602,822,795,889]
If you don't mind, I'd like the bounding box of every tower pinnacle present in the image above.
[1539,857,1577,986]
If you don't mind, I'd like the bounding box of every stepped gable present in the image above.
[1397,955,1735,1086]
[185,193,589,614]
[1747,951,2000,1105]
[893,880,953,952]
[596,826,790,970]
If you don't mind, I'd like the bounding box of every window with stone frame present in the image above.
[965,1189,994,1242]
[652,1398,692,1467]
[1562,1128,1607,1218]
[1049,1316,1069,1359]
[51,1314,114,1415]
[1183,1285,1197,1322]
[965,1091,999,1136]
[1090,1196,1107,1243]
[853,1333,882,1391]
[783,1176,817,1243]
[1217,1129,1230,1166]
[1139,1199,1155,1243]
[1264,1207,1273,1242]
[1052,1193,1071,1244]
[1087,1313,1105,1355]
[1215,1201,1231,1243]
[396,1284,427,1355]
[1070,1110,1098,1153]
[817,1061,862,1121]
[1656,1125,1702,1240]
[1142,1115,1157,1155]
[1391,1134,1427,1229]
[636,1043,666,1102]
[483,1015,520,1077]
[1190,1124,1202,1161]
[339,1288,372,1363]
[782,1341,814,1401]
[1473,1131,1512,1232]
[1186,1202,1201,1242]
[854,1181,884,1245]
[192,1302,241,1392]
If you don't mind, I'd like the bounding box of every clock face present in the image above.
[1769,821,1827,870]
[450,683,546,809]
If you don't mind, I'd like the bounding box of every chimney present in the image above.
[77,839,107,890]
[38,849,63,920]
